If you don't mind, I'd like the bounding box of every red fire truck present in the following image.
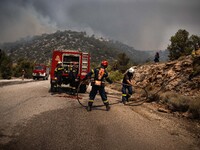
[32,64,49,80]
[50,50,90,93]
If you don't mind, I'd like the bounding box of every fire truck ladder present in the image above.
[81,53,89,76]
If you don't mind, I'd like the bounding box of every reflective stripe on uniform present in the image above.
[122,94,127,97]
[89,100,94,102]
[103,100,109,103]
[91,69,95,78]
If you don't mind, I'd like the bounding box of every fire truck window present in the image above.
[63,56,79,62]
[34,66,43,70]
[63,56,79,66]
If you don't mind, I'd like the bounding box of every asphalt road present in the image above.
[0,80,199,150]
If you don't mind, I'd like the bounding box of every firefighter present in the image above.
[54,61,64,88]
[122,67,134,105]
[22,69,25,80]
[154,52,160,63]
[83,60,113,111]
[69,62,78,94]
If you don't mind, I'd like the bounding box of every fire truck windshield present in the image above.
[34,66,43,70]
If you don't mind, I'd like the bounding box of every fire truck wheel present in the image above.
[79,84,87,93]
[51,85,55,92]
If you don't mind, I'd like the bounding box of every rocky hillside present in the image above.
[106,54,199,118]
[134,55,199,97]
[1,30,158,64]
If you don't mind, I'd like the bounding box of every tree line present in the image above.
[168,29,200,60]
[0,49,34,79]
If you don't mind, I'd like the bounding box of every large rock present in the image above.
[133,56,200,97]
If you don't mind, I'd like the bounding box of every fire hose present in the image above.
[76,80,123,109]
[76,71,183,108]
[75,80,148,108]
[76,80,87,108]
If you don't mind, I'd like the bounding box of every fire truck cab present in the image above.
[50,50,90,93]
[32,64,49,80]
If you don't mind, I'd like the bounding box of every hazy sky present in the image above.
[0,0,199,50]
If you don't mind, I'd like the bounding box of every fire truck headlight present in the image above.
[39,73,45,76]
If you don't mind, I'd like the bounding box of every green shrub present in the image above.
[0,50,13,79]
[108,70,123,82]
[13,58,34,78]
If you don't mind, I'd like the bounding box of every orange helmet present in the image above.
[101,60,108,68]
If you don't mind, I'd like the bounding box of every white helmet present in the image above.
[128,67,134,73]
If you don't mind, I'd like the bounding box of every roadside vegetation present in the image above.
[168,29,200,60]
[0,29,200,119]
[0,49,12,79]
[0,49,34,79]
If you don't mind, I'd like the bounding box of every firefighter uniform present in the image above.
[54,62,64,86]
[122,68,134,104]
[69,64,78,94]
[84,61,112,111]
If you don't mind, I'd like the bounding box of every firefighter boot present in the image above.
[87,106,92,111]
[87,101,93,112]
[58,86,61,93]
[126,94,131,102]
[71,87,76,95]
[106,104,111,111]
[122,95,127,105]
[122,100,126,105]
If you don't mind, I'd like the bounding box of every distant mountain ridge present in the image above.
[1,30,168,64]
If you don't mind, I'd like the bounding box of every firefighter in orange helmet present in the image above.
[83,60,113,111]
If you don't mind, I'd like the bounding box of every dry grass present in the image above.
[188,96,200,119]
[160,92,189,111]
[159,91,200,119]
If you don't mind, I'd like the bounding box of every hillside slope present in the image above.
[134,55,199,97]
[105,53,199,119]
[1,30,155,64]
